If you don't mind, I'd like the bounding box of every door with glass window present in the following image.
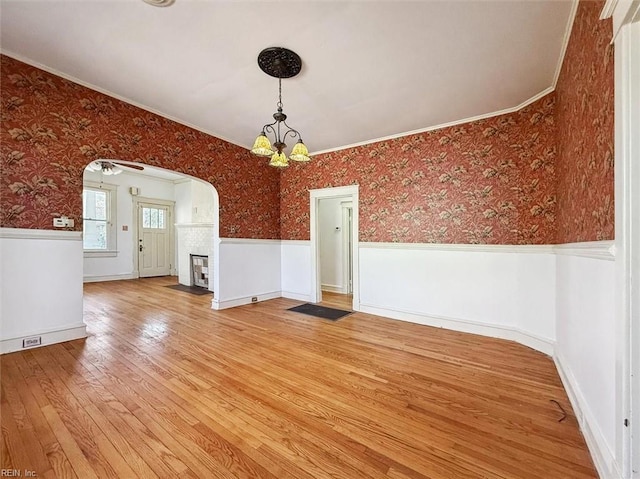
[137,202,172,277]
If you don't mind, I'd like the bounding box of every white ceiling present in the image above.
[0,0,575,154]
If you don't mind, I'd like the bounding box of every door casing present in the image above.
[310,185,359,309]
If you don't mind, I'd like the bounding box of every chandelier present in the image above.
[250,47,311,168]
[86,160,123,176]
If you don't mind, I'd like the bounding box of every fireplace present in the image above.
[190,254,209,289]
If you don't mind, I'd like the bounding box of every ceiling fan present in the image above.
[85,160,144,176]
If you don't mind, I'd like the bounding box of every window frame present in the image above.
[83,181,118,257]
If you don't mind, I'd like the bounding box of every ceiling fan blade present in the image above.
[112,162,145,171]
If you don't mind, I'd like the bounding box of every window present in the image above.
[83,182,117,256]
[142,207,166,229]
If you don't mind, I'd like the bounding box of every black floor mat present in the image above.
[287,303,352,321]
[165,284,212,295]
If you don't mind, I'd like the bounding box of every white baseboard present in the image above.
[83,273,138,283]
[321,284,345,294]
[1,324,87,354]
[553,351,620,479]
[359,303,555,355]
[281,291,313,302]
[212,291,281,310]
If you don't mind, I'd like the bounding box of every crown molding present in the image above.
[553,0,579,88]
[600,0,619,19]
[2,49,559,160]
[0,50,248,151]
[310,86,555,156]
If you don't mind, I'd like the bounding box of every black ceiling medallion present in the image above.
[257,47,302,79]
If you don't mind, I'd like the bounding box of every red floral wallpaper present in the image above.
[2,0,614,246]
[555,0,614,243]
[0,55,280,238]
[281,95,558,244]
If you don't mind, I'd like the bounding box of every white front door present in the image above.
[138,202,172,277]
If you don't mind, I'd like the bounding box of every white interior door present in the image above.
[138,202,172,278]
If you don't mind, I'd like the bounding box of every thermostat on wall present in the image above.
[53,217,74,228]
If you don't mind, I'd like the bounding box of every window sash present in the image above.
[82,184,116,252]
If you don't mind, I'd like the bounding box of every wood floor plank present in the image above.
[1,356,55,476]
[40,405,100,479]
[1,276,597,478]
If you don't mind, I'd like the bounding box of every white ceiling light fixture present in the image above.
[142,0,175,7]
[86,160,123,176]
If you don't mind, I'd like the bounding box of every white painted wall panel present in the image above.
[0,231,85,353]
[359,245,556,344]
[279,241,556,352]
[555,254,616,470]
[281,241,312,301]
[513,252,556,340]
[213,239,281,309]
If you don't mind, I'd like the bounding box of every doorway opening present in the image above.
[310,185,359,310]
[82,160,220,299]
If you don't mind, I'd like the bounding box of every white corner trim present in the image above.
[553,241,615,260]
[174,223,215,228]
[0,227,82,241]
[0,50,249,151]
[83,273,138,283]
[218,237,280,245]
[553,0,580,87]
[212,291,280,310]
[359,303,555,356]
[1,323,87,354]
[310,87,556,157]
[281,291,312,302]
[553,351,621,479]
[358,242,555,254]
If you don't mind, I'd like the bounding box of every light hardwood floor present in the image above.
[2,277,596,478]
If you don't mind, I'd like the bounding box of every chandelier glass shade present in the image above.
[250,47,311,168]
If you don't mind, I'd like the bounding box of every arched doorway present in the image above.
[82,159,220,301]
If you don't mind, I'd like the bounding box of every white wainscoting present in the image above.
[213,238,282,310]
[0,227,620,477]
[280,240,557,353]
[0,228,86,354]
[554,245,617,479]
[358,242,557,355]
[281,240,312,301]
